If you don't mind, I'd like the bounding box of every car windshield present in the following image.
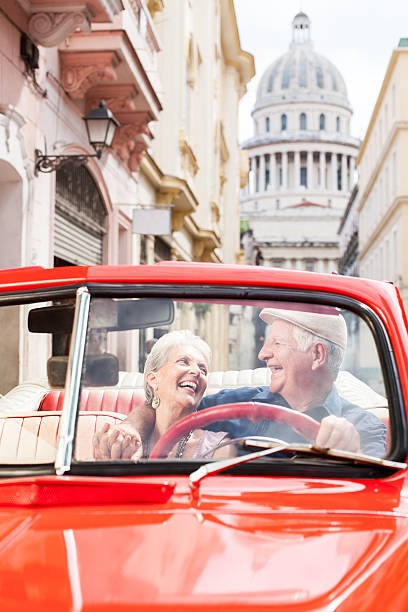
[0,293,391,469]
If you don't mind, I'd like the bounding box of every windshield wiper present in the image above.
[189,437,407,490]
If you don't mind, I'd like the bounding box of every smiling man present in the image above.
[93,306,387,460]
[199,306,386,457]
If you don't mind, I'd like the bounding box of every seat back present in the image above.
[39,388,145,415]
[0,411,125,463]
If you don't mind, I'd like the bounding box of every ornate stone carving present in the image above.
[86,85,139,115]
[60,52,118,98]
[28,11,91,47]
[146,0,165,19]
[179,131,199,177]
[171,211,185,232]
[112,124,150,173]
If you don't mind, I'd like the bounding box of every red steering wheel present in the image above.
[149,402,320,459]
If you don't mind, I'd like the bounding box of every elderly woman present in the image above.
[93,330,233,460]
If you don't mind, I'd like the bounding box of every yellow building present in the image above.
[358,39,408,310]
[138,0,255,265]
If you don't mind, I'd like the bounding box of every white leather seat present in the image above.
[0,411,125,463]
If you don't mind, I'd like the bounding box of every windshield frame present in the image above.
[67,282,406,476]
[0,281,404,479]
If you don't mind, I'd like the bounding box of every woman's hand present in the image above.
[93,422,144,461]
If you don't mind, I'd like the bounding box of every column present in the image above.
[307,151,313,189]
[294,151,300,189]
[331,152,337,191]
[349,156,356,190]
[319,151,326,190]
[259,154,265,192]
[341,154,348,192]
[270,152,276,191]
[282,151,288,189]
[248,156,255,193]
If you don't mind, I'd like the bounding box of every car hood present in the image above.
[1,474,408,611]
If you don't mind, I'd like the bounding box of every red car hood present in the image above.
[1,474,408,611]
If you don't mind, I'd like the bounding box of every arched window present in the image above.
[336,116,340,132]
[281,114,287,131]
[265,116,270,132]
[319,113,325,130]
[300,113,307,130]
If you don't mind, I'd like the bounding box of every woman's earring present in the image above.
[152,392,160,409]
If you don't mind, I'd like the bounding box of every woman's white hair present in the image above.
[291,325,345,377]
[143,330,211,406]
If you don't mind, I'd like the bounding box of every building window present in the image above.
[305,259,315,271]
[337,155,342,191]
[281,114,287,131]
[319,114,325,130]
[316,64,324,88]
[272,259,284,268]
[336,116,340,132]
[300,167,307,187]
[300,113,307,130]
[265,154,270,190]
[255,156,260,192]
[265,116,270,132]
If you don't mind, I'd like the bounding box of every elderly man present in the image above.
[93,306,387,460]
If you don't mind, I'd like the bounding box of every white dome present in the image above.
[255,13,351,111]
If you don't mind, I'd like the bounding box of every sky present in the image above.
[234,0,408,143]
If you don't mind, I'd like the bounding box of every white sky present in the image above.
[234,0,408,143]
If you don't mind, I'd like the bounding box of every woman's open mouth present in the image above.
[179,380,198,393]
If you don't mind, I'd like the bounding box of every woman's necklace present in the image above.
[175,430,193,458]
[144,429,194,458]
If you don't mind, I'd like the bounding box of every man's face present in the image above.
[258,319,314,402]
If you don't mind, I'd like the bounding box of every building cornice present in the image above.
[220,0,255,97]
[243,132,361,150]
[358,197,408,260]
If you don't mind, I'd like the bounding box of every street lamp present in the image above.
[35,101,120,175]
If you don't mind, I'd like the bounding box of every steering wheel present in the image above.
[149,402,320,459]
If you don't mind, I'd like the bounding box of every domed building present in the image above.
[240,12,360,272]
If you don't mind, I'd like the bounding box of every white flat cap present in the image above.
[259,306,347,350]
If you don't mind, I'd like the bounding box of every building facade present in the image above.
[337,185,359,277]
[240,12,359,272]
[0,0,254,384]
[358,39,408,311]
[139,0,254,266]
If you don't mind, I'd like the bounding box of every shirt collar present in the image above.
[255,385,343,416]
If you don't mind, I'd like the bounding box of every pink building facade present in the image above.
[0,0,162,271]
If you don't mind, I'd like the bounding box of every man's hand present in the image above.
[93,422,143,461]
[316,415,361,453]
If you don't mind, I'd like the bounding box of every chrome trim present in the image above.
[55,287,90,475]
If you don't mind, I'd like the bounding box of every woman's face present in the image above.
[147,344,208,415]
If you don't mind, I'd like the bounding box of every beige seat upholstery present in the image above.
[0,411,125,463]
[0,382,49,414]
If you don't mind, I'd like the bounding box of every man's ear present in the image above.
[311,342,327,370]
[146,371,159,390]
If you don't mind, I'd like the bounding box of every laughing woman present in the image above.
[142,330,233,459]
[93,330,234,460]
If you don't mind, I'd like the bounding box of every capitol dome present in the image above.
[255,13,351,111]
[240,12,360,275]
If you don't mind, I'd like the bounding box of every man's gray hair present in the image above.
[143,330,211,406]
[291,324,345,377]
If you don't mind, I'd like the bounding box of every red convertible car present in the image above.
[0,262,407,611]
